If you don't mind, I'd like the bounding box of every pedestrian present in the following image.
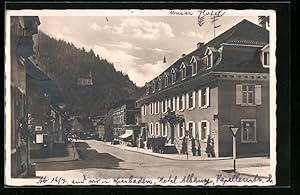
[206,135,213,157]
[191,137,196,156]
[182,137,187,154]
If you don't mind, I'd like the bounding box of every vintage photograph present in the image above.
[5,9,276,186]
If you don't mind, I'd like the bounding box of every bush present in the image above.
[150,137,167,153]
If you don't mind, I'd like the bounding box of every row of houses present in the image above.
[9,16,70,178]
[101,19,270,158]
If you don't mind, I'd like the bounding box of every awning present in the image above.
[119,132,133,139]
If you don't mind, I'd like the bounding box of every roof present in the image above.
[147,19,269,84]
[26,57,64,105]
[140,19,269,100]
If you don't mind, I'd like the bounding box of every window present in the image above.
[236,84,261,105]
[155,123,160,136]
[206,54,213,69]
[241,120,256,143]
[187,121,195,138]
[177,94,185,111]
[242,85,255,105]
[171,69,176,84]
[142,105,147,116]
[161,123,168,137]
[152,81,156,93]
[162,100,168,113]
[149,123,153,136]
[155,101,159,114]
[146,85,149,94]
[178,122,185,138]
[199,121,210,140]
[186,91,195,110]
[191,58,197,76]
[169,97,175,111]
[158,77,162,90]
[180,63,186,80]
[164,74,169,87]
[263,51,269,66]
[150,103,154,115]
[199,87,210,108]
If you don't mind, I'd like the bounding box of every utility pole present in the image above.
[211,15,221,38]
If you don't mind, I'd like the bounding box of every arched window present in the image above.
[152,80,156,93]
[171,68,176,84]
[180,62,186,80]
[158,76,162,90]
[190,56,197,76]
[204,47,214,69]
[164,73,169,87]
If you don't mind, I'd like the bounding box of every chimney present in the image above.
[197,42,204,49]
[258,16,269,29]
[181,54,186,58]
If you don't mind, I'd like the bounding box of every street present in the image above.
[36,140,270,180]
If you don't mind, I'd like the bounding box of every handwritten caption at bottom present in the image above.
[36,173,274,186]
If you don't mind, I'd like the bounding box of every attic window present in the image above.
[164,73,169,87]
[146,85,150,94]
[204,48,214,69]
[261,44,269,68]
[191,57,197,76]
[263,51,269,66]
[158,77,162,91]
[171,69,176,84]
[152,81,156,93]
[180,63,186,80]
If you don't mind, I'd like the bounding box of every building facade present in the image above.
[112,100,141,145]
[136,19,270,157]
[10,16,40,177]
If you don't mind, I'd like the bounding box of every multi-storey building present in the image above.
[10,16,40,177]
[112,100,141,145]
[136,19,270,157]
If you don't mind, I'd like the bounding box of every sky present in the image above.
[38,14,259,86]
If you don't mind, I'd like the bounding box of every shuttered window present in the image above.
[236,84,261,105]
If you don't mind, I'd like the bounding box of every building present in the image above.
[103,109,114,141]
[77,70,93,86]
[26,56,68,157]
[112,100,141,145]
[10,16,40,177]
[136,19,270,157]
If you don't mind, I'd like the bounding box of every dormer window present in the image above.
[261,44,269,68]
[158,77,162,91]
[180,62,186,80]
[152,80,156,93]
[171,68,176,84]
[146,84,150,94]
[204,47,214,69]
[190,56,197,76]
[164,73,169,87]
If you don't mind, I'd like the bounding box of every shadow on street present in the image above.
[36,142,130,171]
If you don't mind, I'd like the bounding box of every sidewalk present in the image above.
[31,143,79,163]
[103,141,231,161]
[236,166,271,178]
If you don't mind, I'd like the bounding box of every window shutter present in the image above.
[192,91,196,108]
[198,122,202,140]
[186,93,189,109]
[198,89,202,107]
[236,84,242,104]
[193,122,196,138]
[255,85,262,105]
[207,121,210,137]
[176,96,179,110]
[173,97,176,111]
[182,94,185,110]
[206,87,210,107]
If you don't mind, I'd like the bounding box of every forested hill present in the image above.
[35,31,138,117]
